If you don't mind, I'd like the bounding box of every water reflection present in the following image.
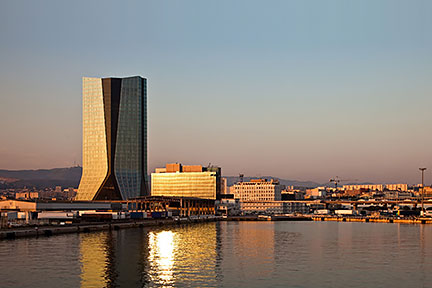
[148,231,175,285]
[79,232,110,287]
[77,223,218,287]
[21,222,427,288]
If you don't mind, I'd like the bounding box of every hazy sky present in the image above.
[1,0,431,184]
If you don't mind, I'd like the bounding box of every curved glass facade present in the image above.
[76,78,108,201]
[114,77,145,199]
[76,76,148,201]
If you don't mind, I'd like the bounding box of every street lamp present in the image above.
[419,168,427,217]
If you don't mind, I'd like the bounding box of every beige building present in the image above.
[151,163,221,200]
[15,192,39,200]
[343,184,384,192]
[220,177,228,194]
[231,179,283,201]
[343,184,408,192]
[305,187,328,199]
[385,184,408,191]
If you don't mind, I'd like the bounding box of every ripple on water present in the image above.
[1,222,432,288]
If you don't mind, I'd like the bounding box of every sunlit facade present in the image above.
[231,179,283,201]
[343,184,384,192]
[76,76,148,201]
[151,163,221,200]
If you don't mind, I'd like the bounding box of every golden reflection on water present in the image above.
[8,222,432,288]
[148,231,176,286]
[79,232,110,288]
[77,224,218,287]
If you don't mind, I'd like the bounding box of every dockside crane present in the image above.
[329,177,359,189]
[239,173,244,183]
[329,176,341,190]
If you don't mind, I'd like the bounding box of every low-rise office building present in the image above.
[343,184,384,192]
[231,179,284,201]
[151,163,222,200]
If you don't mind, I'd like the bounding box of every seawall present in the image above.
[0,218,215,240]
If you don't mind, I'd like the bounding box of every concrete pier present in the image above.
[0,218,215,240]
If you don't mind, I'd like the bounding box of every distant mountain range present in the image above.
[224,176,320,188]
[0,167,325,189]
[0,167,82,189]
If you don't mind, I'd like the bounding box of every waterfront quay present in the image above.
[0,216,217,240]
[4,213,432,240]
[227,214,432,224]
[312,215,432,224]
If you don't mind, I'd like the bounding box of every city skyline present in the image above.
[1,1,432,184]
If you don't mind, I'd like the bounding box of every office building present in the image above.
[76,76,148,201]
[151,163,221,200]
[230,179,284,201]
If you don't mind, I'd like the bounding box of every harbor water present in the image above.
[1,221,432,287]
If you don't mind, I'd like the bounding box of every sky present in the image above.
[0,0,431,184]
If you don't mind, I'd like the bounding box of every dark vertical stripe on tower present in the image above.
[95,78,122,200]
[102,78,122,169]
[102,78,112,164]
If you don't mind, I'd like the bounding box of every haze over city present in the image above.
[1,0,431,184]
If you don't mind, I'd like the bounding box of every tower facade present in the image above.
[76,76,148,200]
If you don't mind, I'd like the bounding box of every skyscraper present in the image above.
[76,76,148,201]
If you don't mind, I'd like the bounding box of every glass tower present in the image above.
[76,76,148,201]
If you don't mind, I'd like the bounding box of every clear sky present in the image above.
[0,0,431,184]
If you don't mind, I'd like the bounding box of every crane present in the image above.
[329,176,341,190]
[329,176,359,199]
[239,174,244,183]
[329,177,359,189]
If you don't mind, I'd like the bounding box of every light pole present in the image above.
[419,168,427,217]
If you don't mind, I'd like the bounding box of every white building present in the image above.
[230,179,284,201]
[240,201,308,215]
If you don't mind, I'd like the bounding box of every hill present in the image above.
[0,167,322,190]
[0,167,82,189]
[224,176,319,188]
